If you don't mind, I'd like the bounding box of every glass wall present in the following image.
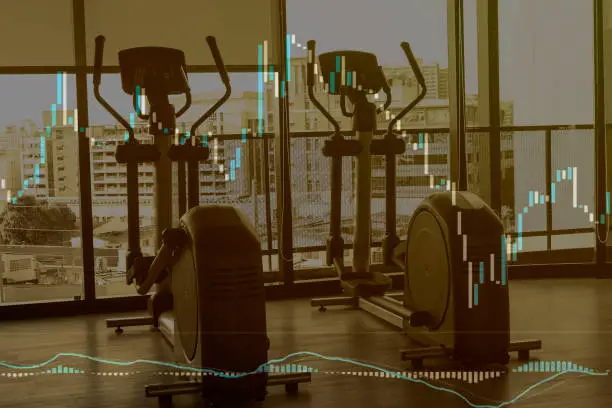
[286,0,449,269]
[0,74,83,304]
[0,1,603,309]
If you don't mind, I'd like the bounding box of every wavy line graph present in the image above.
[0,351,608,408]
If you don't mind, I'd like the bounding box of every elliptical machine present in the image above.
[94,36,310,406]
[307,40,542,368]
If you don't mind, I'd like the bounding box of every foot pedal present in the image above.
[341,272,392,297]
[509,339,542,361]
[400,346,450,369]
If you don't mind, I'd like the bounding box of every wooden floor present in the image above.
[0,279,611,407]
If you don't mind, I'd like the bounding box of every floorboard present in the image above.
[0,279,611,407]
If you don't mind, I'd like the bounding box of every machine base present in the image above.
[400,339,542,369]
[311,295,542,369]
[145,372,312,407]
[311,293,429,328]
[105,316,154,335]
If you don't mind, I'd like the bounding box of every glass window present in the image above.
[0,74,83,304]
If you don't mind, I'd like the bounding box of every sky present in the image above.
[0,0,596,129]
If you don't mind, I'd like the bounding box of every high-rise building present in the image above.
[438,68,449,99]
[384,62,449,100]
[37,111,79,198]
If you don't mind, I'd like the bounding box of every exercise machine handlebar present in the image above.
[340,93,353,118]
[94,35,148,277]
[387,42,427,135]
[306,40,341,135]
[94,35,136,143]
[307,40,361,158]
[190,36,232,138]
[402,42,426,88]
[377,68,392,114]
[207,36,231,87]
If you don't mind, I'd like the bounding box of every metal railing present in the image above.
[0,124,598,291]
[286,123,596,262]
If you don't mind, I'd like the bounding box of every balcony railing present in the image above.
[287,124,597,266]
[1,124,598,297]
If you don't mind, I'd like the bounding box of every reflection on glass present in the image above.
[0,75,83,304]
[88,73,279,297]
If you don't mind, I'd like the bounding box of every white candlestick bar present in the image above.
[562,170,567,180]
[341,56,346,86]
[468,261,473,309]
[263,40,268,83]
[534,191,539,204]
[213,139,218,163]
[584,205,588,213]
[430,175,434,189]
[274,72,279,98]
[573,167,577,208]
[63,72,67,125]
[452,183,457,205]
[490,253,495,281]
[73,109,78,132]
[424,134,429,175]
[457,211,462,235]
[463,234,468,261]
[141,89,147,115]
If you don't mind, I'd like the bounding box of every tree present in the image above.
[0,195,77,246]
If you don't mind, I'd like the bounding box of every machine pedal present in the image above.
[105,316,154,334]
[341,272,392,297]
[509,339,542,361]
[400,346,450,368]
